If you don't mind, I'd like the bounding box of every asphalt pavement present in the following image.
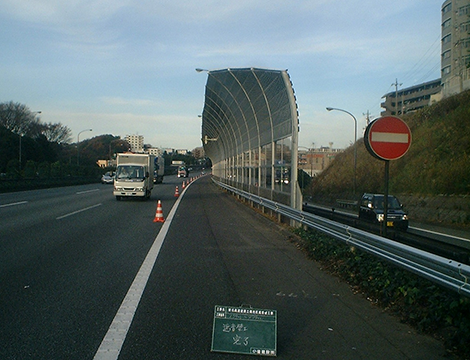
[0,175,450,359]
[117,175,448,359]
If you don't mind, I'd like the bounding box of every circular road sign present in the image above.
[364,116,411,161]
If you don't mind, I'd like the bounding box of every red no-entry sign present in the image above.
[364,116,411,161]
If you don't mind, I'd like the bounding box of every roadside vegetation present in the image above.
[290,228,469,359]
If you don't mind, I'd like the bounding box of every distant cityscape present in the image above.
[96,134,205,168]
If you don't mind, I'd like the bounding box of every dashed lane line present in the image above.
[76,189,100,195]
[56,203,103,220]
[0,201,28,208]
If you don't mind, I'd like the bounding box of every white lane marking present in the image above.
[409,226,470,242]
[76,189,100,195]
[56,203,102,220]
[0,201,28,208]
[93,182,191,360]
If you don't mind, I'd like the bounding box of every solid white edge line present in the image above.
[409,226,470,242]
[93,181,192,360]
[56,203,103,220]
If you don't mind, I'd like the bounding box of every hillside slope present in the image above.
[307,90,470,227]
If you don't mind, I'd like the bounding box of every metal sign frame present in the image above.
[211,305,277,356]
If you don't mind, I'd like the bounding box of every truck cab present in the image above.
[113,153,154,200]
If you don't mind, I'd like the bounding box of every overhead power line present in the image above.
[401,34,441,86]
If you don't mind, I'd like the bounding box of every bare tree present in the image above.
[0,101,72,144]
[41,122,72,144]
[0,101,41,136]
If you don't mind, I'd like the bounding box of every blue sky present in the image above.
[1,0,443,150]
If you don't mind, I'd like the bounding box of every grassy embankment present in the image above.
[308,89,470,203]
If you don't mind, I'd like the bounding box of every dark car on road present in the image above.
[358,193,409,231]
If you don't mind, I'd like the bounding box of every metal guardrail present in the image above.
[214,179,470,298]
[336,199,358,209]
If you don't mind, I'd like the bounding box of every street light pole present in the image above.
[326,107,357,195]
[77,129,92,166]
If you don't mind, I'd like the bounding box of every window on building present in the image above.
[459,5,470,16]
[442,3,452,14]
[464,55,470,67]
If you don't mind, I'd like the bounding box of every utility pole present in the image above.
[392,78,402,115]
[363,110,372,126]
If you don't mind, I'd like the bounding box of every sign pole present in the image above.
[383,161,389,237]
[364,116,411,237]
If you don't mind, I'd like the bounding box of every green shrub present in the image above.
[292,227,470,359]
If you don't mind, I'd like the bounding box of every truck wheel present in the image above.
[116,196,121,201]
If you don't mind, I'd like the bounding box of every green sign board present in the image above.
[211,305,277,356]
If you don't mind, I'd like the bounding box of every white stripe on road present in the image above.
[409,226,470,242]
[76,189,100,195]
[93,183,191,360]
[0,201,28,208]
[56,203,102,220]
[371,132,409,143]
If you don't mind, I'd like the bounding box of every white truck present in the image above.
[113,153,155,200]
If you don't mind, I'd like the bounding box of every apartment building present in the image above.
[381,1,470,114]
[298,146,343,177]
[147,148,163,156]
[125,134,144,153]
[381,79,442,116]
[441,0,470,97]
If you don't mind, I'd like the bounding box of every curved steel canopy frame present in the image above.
[200,68,301,209]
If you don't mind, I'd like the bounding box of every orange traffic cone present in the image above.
[182,181,185,189]
[174,186,179,197]
[153,200,165,223]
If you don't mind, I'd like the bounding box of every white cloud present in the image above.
[100,97,158,107]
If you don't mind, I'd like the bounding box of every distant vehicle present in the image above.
[153,156,165,184]
[177,166,189,178]
[113,153,154,200]
[358,193,409,231]
[274,169,290,184]
[101,172,114,184]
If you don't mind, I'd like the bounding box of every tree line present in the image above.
[0,101,204,184]
[0,101,128,180]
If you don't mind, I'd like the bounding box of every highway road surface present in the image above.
[0,174,448,359]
